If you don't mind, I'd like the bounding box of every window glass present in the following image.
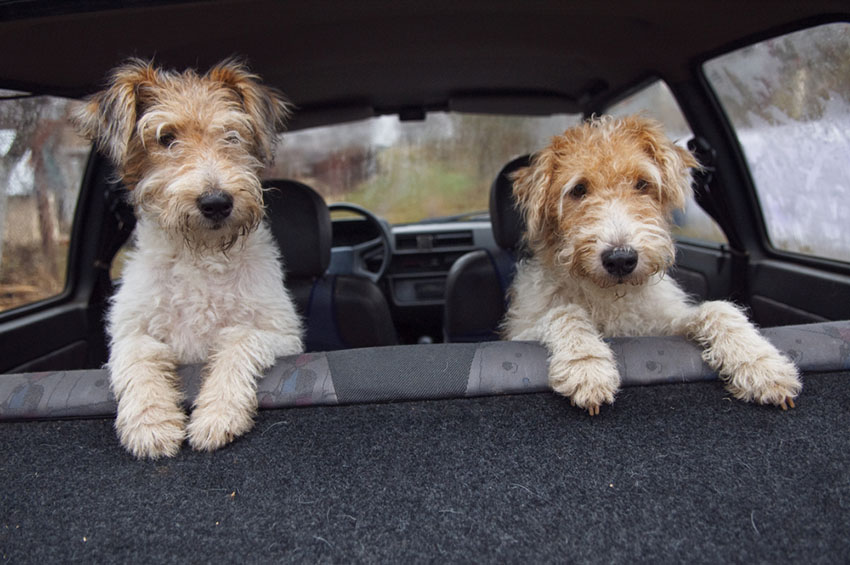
[0,93,88,313]
[704,22,850,262]
[607,80,728,244]
[265,112,581,224]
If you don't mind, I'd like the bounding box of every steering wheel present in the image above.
[327,202,392,284]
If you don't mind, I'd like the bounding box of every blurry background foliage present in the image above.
[265,112,580,224]
[0,93,87,312]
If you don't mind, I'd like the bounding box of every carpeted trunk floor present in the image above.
[2,372,849,563]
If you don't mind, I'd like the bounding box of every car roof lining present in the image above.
[1,1,848,122]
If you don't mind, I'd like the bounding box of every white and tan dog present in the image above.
[503,115,801,415]
[75,59,303,457]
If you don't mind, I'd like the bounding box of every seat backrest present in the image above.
[489,154,530,251]
[442,155,530,342]
[265,179,397,351]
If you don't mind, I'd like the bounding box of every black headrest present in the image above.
[489,154,530,250]
[264,179,331,277]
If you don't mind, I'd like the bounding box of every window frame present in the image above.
[700,20,850,266]
[691,17,850,275]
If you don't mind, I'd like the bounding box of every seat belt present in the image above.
[93,182,136,274]
[304,275,347,352]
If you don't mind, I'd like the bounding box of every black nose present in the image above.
[197,191,233,221]
[601,247,638,277]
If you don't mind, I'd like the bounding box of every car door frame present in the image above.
[0,153,115,373]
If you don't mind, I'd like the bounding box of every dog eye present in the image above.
[635,179,649,191]
[570,183,587,199]
[224,132,242,144]
[157,132,177,148]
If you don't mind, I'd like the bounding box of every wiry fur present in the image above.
[503,115,801,415]
[74,58,303,458]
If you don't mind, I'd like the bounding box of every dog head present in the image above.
[74,57,291,251]
[512,115,699,288]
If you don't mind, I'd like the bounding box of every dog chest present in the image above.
[115,250,263,364]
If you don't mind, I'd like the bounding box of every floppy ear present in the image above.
[510,147,557,244]
[73,58,160,167]
[632,116,699,212]
[206,57,292,164]
[667,144,700,210]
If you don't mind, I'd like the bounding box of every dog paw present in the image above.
[725,353,802,409]
[550,356,620,416]
[186,399,256,452]
[115,401,187,459]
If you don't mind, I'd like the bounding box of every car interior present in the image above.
[2,1,850,562]
[265,179,398,351]
[2,3,849,374]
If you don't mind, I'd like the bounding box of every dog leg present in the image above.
[517,304,620,415]
[187,327,302,451]
[684,301,801,408]
[109,335,187,458]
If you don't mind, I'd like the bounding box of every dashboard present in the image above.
[389,222,496,307]
[328,216,500,344]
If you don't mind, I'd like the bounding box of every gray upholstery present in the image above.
[442,250,507,342]
[443,155,529,342]
[3,320,848,419]
[265,179,331,278]
[264,179,397,351]
[489,154,529,250]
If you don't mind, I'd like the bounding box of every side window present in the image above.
[704,22,850,263]
[0,92,88,313]
[606,80,728,245]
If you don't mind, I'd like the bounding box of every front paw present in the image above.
[550,356,620,416]
[725,353,802,410]
[186,398,256,452]
[115,398,187,459]
[277,334,305,357]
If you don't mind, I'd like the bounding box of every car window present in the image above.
[264,112,581,224]
[606,80,728,245]
[704,22,850,263]
[0,92,88,313]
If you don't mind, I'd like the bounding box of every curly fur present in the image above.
[75,58,303,458]
[502,115,801,415]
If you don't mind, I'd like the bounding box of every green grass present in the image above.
[329,148,490,224]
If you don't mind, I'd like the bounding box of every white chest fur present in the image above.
[506,258,694,339]
[109,220,288,364]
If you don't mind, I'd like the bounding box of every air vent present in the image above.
[433,231,474,247]
[395,231,473,251]
[395,233,421,250]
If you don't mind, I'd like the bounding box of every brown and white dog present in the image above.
[502,115,801,415]
[75,59,304,457]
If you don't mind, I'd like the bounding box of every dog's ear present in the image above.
[511,147,557,244]
[631,116,699,212]
[207,58,292,164]
[73,58,160,167]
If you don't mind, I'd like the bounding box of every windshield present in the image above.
[264,112,579,224]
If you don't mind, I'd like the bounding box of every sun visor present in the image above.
[286,103,376,132]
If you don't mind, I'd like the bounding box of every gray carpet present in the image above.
[2,372,849,563]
